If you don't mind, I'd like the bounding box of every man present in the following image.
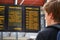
[36,1,60,40]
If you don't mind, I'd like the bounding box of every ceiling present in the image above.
[0,0,46,6]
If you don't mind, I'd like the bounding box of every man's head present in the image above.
[43,1,60,26]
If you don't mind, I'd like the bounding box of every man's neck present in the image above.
[47,20,59,26]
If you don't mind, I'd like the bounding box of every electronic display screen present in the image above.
[8,6,22,31]
[0,6,40,32]
[0,6,5,31]
[25,7,40,32]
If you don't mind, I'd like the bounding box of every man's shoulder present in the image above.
[38,28,56,35]
[36,27,58,40]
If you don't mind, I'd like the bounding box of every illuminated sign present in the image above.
[8,6,22,31]
[25,7,40,32]
[0,5,40,32]
[0,6,5,30]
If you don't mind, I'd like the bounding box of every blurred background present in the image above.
[0,0,48,40]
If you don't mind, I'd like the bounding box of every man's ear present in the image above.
[48,12,53,19]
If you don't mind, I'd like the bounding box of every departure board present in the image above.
[8,6,22,31]
[0,5,40,32]
[0,6,5,30]
[25,7,40,32]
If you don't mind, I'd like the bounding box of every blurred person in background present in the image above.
[36,1,60,40]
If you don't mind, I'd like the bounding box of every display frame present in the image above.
[0,5,23,32]
[24,6,41,32]
[0,5,5,31]
[8,5,23,32]
[0,5,41,32]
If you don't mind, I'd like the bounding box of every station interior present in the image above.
[0,0,49,40]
